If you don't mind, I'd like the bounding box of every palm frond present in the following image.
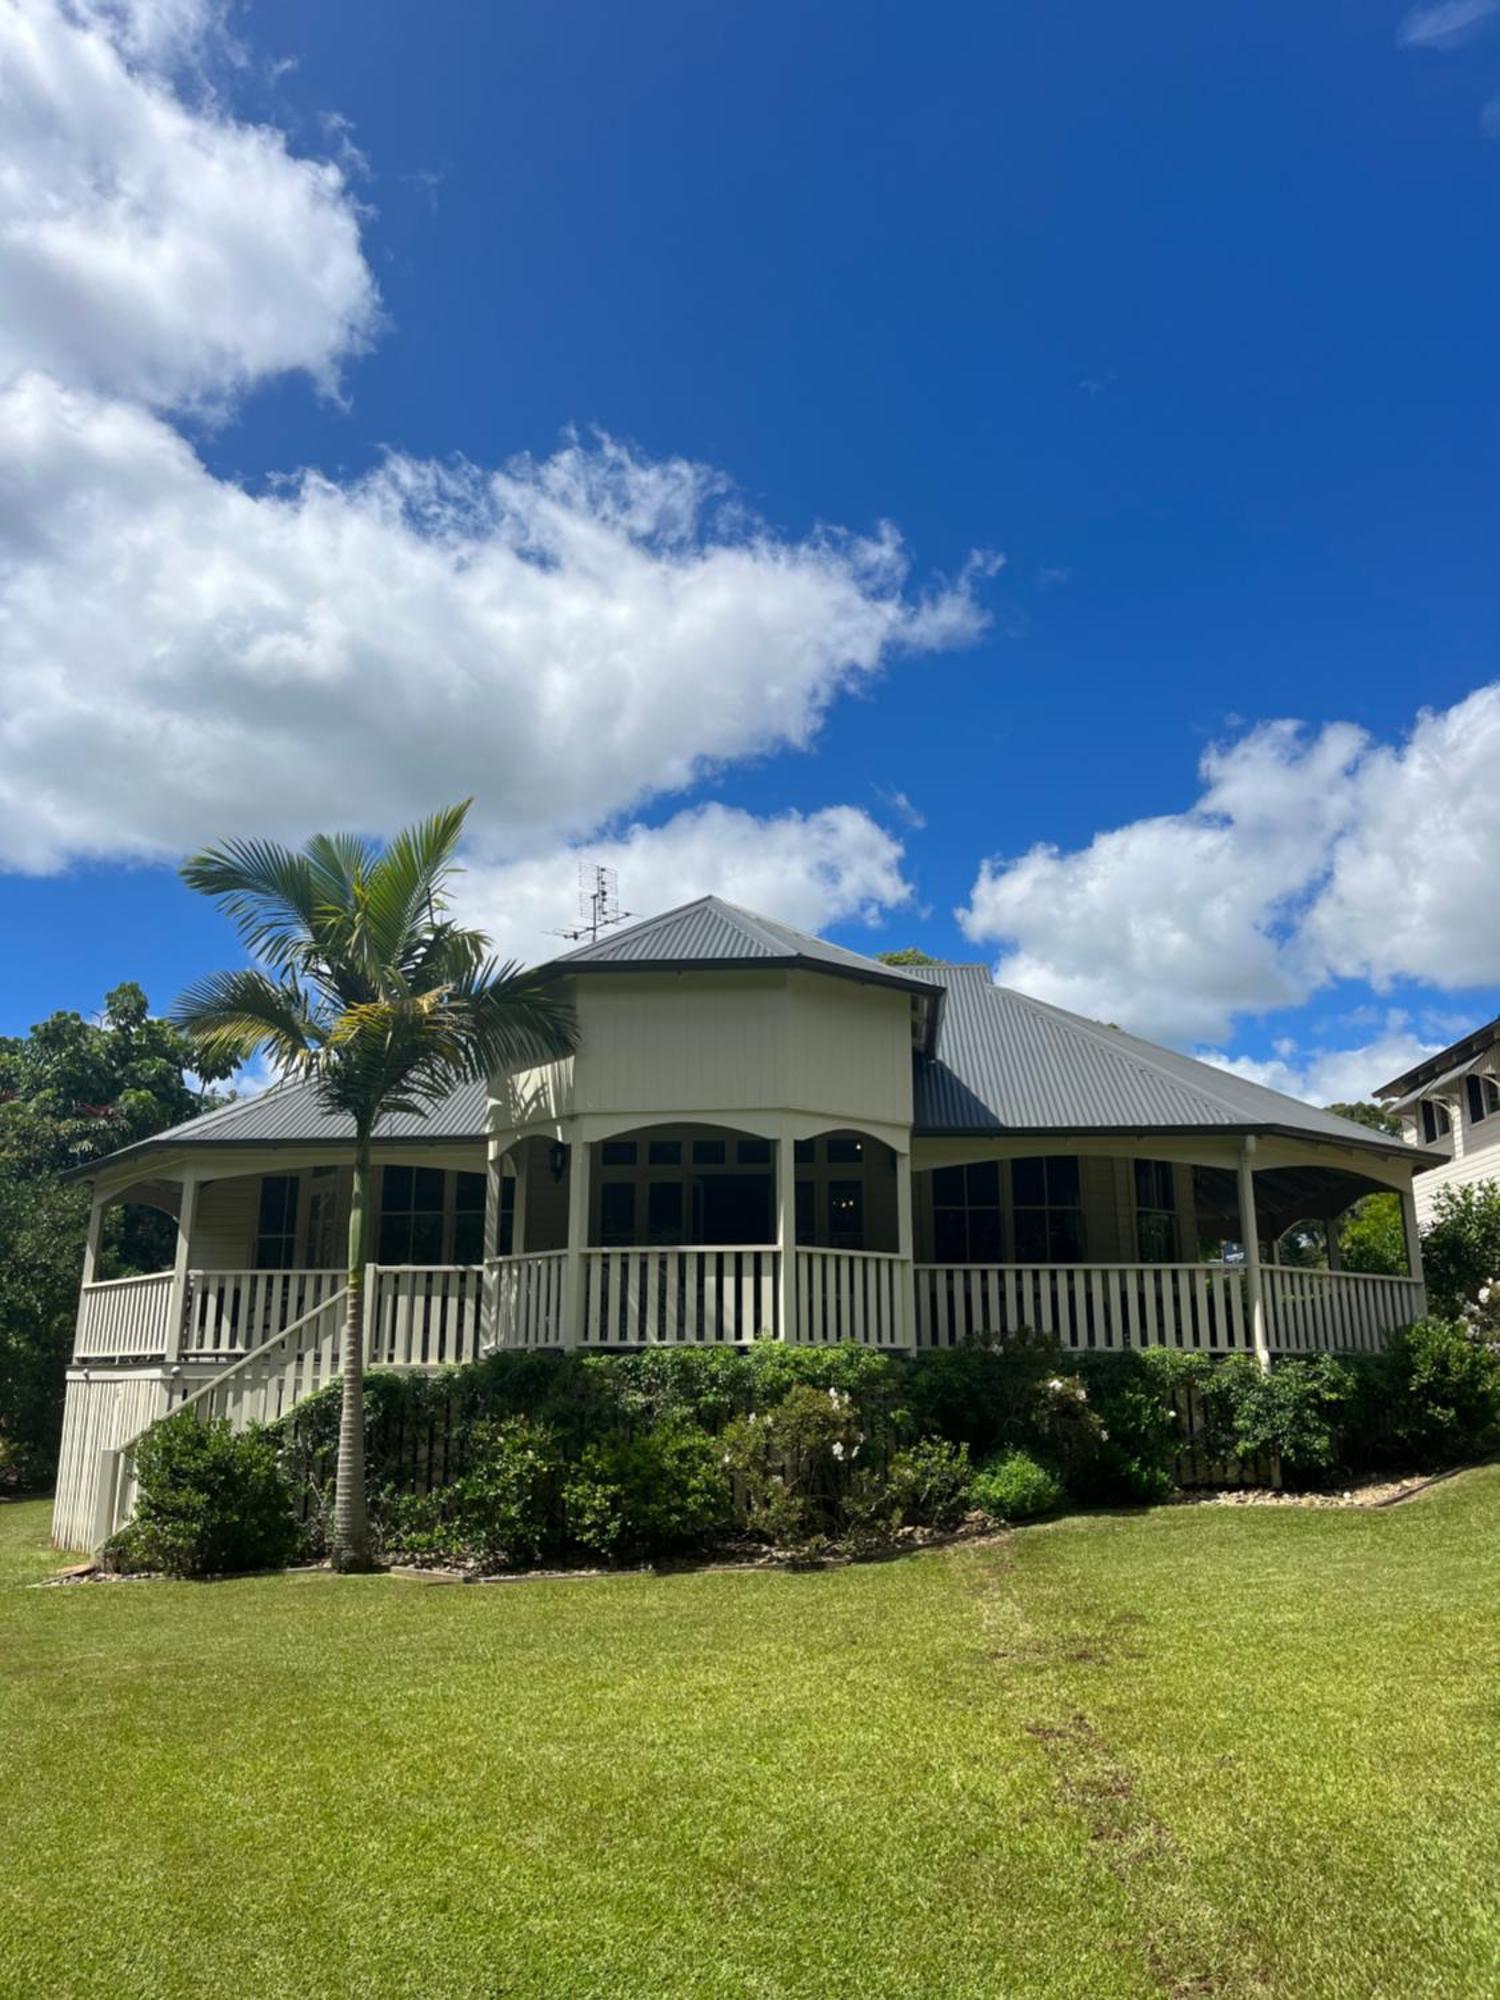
[355,800,473,978]
[179,838,323,972]
[170,968,325,1076]
[178,805,577,1136]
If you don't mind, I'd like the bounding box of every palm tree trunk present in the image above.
[331,1126,374,1572]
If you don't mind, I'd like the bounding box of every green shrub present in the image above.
[970,1449,1062,1521]
[112,1410,301,1578]
[722,1383,866,1549]
[905,1334,1105,1486]
[1197,1355,1354,1480]
[562,1420,731,1561]
[1073,1349,1196,1502]
[881,1436,974,1530]
[381,1416,562,1569]
[1382,1317,1500,1467]
[1423,1182,1500,1319]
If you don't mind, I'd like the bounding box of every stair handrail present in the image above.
[93,1285,350,1551]
[168,1283,350,1422]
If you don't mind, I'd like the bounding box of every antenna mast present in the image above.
[549,863,633,946]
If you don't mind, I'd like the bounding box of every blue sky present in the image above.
[2,0,1498,1103]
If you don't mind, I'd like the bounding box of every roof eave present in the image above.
[62,1126,489,1183]
[911,1118,1440,1165]
[1377,1019,1500,1101]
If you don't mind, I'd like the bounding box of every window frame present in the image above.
[255,1173,301,1270]
[1010,1155,1086,1264]
[1132,1158,1180,1264]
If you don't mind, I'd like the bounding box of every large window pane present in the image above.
[933,1208,968,1264]
[1013,1209,1048,1263]
[601,1183,636,1246]
[828,1179,864,1247]
[255,1174,299,1270]
[969,1208,1004,1262]
[647,1181,684,1243]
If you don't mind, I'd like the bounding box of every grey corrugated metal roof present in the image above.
[84,912,1426,1178]
[541,895,936,994]
[80,1074,488,1175]
[907,964,1421,1159]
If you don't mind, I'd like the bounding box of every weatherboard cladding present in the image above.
[95,898,1410,1170]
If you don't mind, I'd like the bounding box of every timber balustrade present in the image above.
[73,1273,176,1360]
[73,1255,1427,1370]
[578,1246,779,1345]
[913,1261,1426,1354]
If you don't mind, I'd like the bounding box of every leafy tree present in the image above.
[1338,1195,1407,1276]
[1319,1104,1409,1278]
[175,801,578,1571]
[1325,1101,1403,1138]
[876,947,941,966]
[0,985,230,1489]
[1422,1182,1500,1319]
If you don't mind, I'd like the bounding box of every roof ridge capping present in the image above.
[537,893,942,993]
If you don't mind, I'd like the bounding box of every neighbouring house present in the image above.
[55,897,1435,1549]
[1377,1016,1500,1232]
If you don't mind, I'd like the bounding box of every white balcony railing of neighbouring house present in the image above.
[73,1272,177,1360]
[579,1245,780,1345]
[795,1246,906,1347]
[914,1261,1427,1354]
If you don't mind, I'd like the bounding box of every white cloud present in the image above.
[457,802,913,968]
[0,376,986,870]
[0,2,989,875]
[1301,685,1500,990]
[958,688,1500,1047]
[1398,0,1500,49]
[958,720,1364,1044]
[1198,1025,1444,1108]
[0,0,377,410]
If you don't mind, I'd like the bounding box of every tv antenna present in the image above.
[550,863,633,946]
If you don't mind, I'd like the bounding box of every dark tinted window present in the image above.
[255,1174,300,1269]
[828,1179,864,1247]
[647,1139,682,1165]
[601,1183,636,1245]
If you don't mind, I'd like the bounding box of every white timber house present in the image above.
[56,897,1435,1549]
[1378,1017,1500,1232]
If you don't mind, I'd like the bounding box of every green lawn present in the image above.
[3,1477,1498,2000]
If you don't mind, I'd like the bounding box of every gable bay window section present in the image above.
[1011,1156,1084,1263]
[1420,1099,1452,1145]
[1466,1074,1500,1126]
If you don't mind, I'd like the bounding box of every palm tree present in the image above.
[173,802,578,1571]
